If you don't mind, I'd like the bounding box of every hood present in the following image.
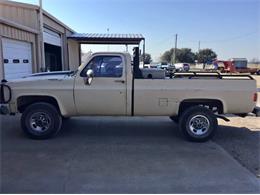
[5,71,74,83]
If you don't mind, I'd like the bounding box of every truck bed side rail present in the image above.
[173,71,254,80]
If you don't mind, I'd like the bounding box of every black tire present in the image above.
[254,107,260,117]
[257,70,260,75]
[169,116,179,123]
[62,116,71,121]
[21,102,62,139]
[179,106,218,142]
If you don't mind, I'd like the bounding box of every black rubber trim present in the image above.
[131,77,134,116]
[0,83,12,104]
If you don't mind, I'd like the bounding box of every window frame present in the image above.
[80,55,124,78]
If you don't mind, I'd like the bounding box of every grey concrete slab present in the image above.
[1,115,259,193]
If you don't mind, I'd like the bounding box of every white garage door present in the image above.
[3,38,32,80]
[43,28,61,47]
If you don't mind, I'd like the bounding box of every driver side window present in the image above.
[81,56,123,77]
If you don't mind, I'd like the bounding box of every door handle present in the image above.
[114,80,125,84]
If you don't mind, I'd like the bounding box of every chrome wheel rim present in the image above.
[29,112,51,132]
[189,115,210,135]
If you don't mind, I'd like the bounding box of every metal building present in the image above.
[0,0,80,80]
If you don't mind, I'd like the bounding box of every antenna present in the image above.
[173,34,178,64]
[107,28,110,51]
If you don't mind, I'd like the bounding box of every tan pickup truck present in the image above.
[0,48,258,141]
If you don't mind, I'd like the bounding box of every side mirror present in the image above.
[84,69,94,85]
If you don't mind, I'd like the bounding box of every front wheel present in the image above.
[169,116,179,123]
[179,106,218,142]
[21,102,62,139]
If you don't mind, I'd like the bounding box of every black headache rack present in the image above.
[173,71,254,80]
[0,80,12,104]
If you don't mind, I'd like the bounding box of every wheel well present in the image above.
[178,99,224,115]
[17,96,60,113]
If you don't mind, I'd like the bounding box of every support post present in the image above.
[143,39,145,64]
[39,0,45,72]
[174,34,178,64]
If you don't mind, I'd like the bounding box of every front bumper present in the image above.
[0,81,12,115]
[0,104,9,115]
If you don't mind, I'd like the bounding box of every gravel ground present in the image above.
[215,74,260,177]
[213,117,260,177]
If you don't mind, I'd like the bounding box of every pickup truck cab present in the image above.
[0,48,258,141]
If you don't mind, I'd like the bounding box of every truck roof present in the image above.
[91,51,130,55]
[229,58,247,61]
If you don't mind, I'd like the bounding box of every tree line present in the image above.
[144,48,217,64]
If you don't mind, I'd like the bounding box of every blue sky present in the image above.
[12,0,260,61]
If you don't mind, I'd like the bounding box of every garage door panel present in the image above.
[4,47,31,60]
[4,72,30,80]
[2,38,32,80]
[4,64,31,74]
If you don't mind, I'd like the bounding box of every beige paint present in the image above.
[0,0,77,75]
[7,75,76,116]
[5,52,257,118]
[0,3,38,30]
[68,39,80,70]
[74,53,128,115]
[134,79,256,115]
[43,16,65,34]
[0,23,35,43]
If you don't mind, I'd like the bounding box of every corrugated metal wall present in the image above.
[0,23,35,43]
[0,1,78,79]
[0,3,38,31]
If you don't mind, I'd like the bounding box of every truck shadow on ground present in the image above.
[59,117,182,139]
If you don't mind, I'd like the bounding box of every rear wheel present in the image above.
[21,102,62,139]
[179,106,218,142]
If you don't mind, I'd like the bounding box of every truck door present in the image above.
[74,54,127,115]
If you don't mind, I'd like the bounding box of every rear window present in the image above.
[234,61,247,68]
